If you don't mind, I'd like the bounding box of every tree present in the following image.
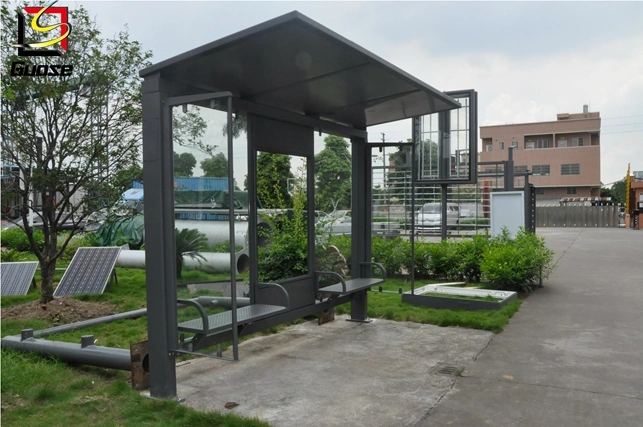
[172,106,210,156]
[0,2,153,303]
[314,135,351,212]
[175,228,207,279]
[256,152,293,208]
[221,113,247,139]
[610,180,626,204]
[174,152,196,177]
[201,152,228,177]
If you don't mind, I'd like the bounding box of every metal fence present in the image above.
[536,205,620,228]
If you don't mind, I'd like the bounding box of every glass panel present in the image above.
[418,114,440,179]
[170,103,250,299]
[257,152,309,282]
[448,95,470,180]
[418,94,471,181]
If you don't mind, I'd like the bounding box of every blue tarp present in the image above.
[132,177,228,191]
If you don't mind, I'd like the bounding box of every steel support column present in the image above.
[142,75,177,399]
[350,134,371,321]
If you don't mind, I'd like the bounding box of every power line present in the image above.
[601,114,643,121]
[601,129,643,135]
[602,122,643,128]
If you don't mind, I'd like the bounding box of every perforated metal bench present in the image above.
[316,262,386,295]
[177,282,290,339]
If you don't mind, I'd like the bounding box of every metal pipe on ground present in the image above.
[1,330,131,371]
[31,308,148,339]
[115,249,250,274]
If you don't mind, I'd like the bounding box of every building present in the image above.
[479,105,601,204]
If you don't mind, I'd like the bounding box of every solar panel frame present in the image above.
[1,261,39,296]
[53,247,122,297]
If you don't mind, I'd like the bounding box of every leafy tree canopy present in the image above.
[314,135,351,212]
[0,2,201,302]
[257,152,293,209]
[201,152,228,177]
[174,152,196,177]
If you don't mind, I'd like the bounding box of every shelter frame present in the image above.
[140,11,461,399]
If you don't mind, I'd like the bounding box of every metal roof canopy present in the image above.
[139,11,460,129]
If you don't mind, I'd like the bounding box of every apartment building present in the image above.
[479,105,601,203]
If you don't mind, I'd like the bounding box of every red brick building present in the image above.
[479,106,601,204]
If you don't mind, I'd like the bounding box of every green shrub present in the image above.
[481,228,554,292]
[371,236,409,276]
[1,249,28,262]
[460,217,490,225]
[0,227,44,252]
[327,234,352,267]
[402,241,432,278]
[455,233,489,282]
[57,232,101,261]
[207,240,244,253]
[258,194,309,282]
[427,240,462,280]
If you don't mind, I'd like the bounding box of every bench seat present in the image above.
[178,304,287,336]
[177,282,290,338]
[318,277,384,295]
[316,262,386,296]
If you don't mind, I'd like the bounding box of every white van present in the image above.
[416,203,459,229]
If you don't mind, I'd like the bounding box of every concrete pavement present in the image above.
[175,228,643,426]
[420,228,643,426]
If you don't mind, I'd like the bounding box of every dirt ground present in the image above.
[1,297,119,325]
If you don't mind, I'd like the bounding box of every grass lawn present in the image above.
[1,263,522,426]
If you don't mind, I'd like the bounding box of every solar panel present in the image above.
[1,262,38,296]
[53,247,122,297]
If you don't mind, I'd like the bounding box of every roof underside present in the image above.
[140,11,459,129]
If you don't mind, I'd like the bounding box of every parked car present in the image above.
[416,203,459,229]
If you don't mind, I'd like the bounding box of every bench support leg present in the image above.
[347,290,371,323]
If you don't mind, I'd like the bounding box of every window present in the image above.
[572,137,584,147]
[514,165,527,173]
[537,139,548,148]
[485,144,492,152]
[561,163,580,175]
[535,188,545,195]
[484,166,502,173]
[511,141,518,149]
[567,187,577,195]
[525,141,535,149]
[499,142,505,150]
[532,165,551,176]
[558,139,567,148]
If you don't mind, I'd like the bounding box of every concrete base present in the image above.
[175,316,492,427]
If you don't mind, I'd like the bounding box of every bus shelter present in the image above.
[139,11,462,398]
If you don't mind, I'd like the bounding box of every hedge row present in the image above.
[326,228,554,293]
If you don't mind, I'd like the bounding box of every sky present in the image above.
[67,0,643,187]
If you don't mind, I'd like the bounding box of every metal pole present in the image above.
[226,96,239,361]
[441,184,448,241]
[506,147,515,191]
[142,77,177,398]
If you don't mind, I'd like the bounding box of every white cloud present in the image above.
[73,0,643,186]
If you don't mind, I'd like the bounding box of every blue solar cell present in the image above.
[53,247,121,297]
[1,262,38,296]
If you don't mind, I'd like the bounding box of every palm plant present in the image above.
[175,228,208,279]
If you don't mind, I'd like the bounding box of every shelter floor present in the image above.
[175,316,491,427]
